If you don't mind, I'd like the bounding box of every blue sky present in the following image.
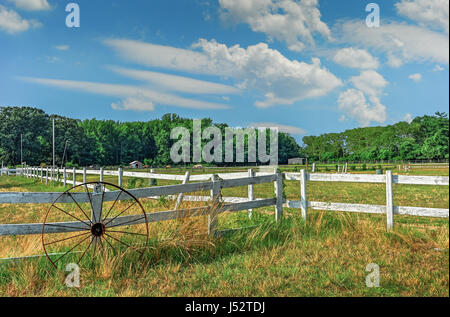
[0,0,448,143]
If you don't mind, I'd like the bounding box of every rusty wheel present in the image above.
[42,181,149,269]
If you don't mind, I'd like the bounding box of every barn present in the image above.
[288,157,307,165]
[129,160,143,169]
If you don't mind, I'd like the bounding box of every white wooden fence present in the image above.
[1,167,448,237]
[0,172,283,238]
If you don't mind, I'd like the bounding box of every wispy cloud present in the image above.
[396,0,448,34]
[104,38,342,108]
[54,45,70,51]
[335,20,449,67]
[408,73,422,82]
[108,66,240,95]
[19,77,231,111]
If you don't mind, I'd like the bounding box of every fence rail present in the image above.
[0,167,448,239]
[0,172,282,237]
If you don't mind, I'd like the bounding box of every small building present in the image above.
[129,161,143,169]
[288,157,307,165]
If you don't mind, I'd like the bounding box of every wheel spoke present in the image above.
[98,236,106,252]
[102,235,117,254]
[53,234,91,265]
[52,204,91,228]
[45,223,91,231]
[93,236,98,259]
[67,192,93,225]
[104,232,144,255]
[106,216,146,229]
[44,231,91,246]
[77,235,95,264]
[102,190,122,222]
[83,183,96,223]
[103,201,138,227]
[106,229,147,237]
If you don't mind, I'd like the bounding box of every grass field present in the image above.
[0,167,448,297]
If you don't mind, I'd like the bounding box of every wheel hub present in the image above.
[91,222,106,237]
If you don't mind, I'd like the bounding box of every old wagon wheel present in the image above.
[42,181,149,269]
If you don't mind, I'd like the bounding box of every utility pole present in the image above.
[61,140,68,169]
[20,133,23,167]
[52,118,55,170]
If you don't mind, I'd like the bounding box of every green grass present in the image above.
[0,210,448,296]
[0,169,448,297]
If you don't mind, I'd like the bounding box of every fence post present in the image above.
[248,169,255,218]
[300,169,308,220]
[149,168,155,186]
[208,174,221,236]
[83,167,87,183]
[274,171,283,222]
[73,167,76,186]
[174,171,190,210]
[118,167,123,187]
[91,183,103,244]
[63,167,67,187]
[100,167,104,183]
[40,167,43,183]
[45,167,48,185]
[386,170,394,231]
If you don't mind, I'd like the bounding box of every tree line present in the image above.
[1,106,447,167]
[0,106,301,167]
[302,112,449,162]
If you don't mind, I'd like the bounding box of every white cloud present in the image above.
[396,0,449,34]
[103,39,212,74]
[104,38,342,107]
[108,66,240,95]
[403,113,414,123]
[337,70,388,127]
[248,122,307,135]
[336,20,449,67]
[333,47,379,69]
[338,115,347,122]
[408,73,422,82]
[54,45,69,51]
[111,97,155,112]
[218,0,331,51]
[338,89,387,127]
[433,65,445,71]
[350,70,388,101]
[0,5,41,34]
[7,0,51,11]
[19,77,231,111]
